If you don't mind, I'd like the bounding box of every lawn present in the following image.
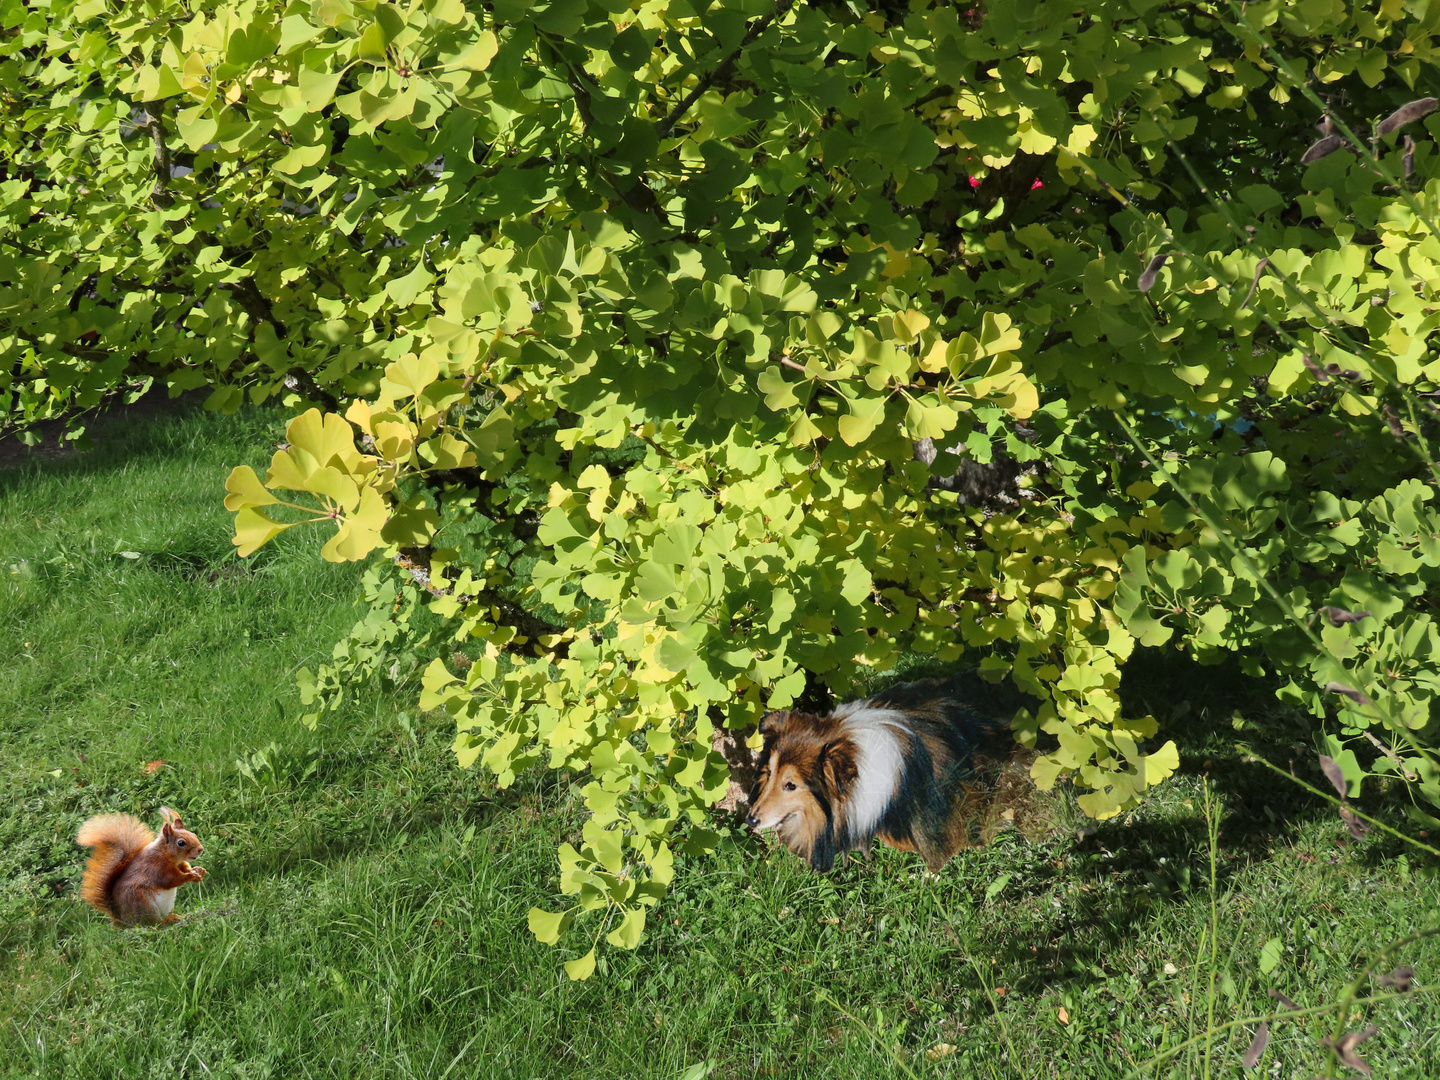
[2,400,1436,1079]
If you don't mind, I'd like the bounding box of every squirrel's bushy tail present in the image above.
[76,814,153,920]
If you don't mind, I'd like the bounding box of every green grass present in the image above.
[2,403,1438,1079]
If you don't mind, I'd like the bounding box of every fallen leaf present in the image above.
[925,1043,957,1062]
[144,760,166,776]
[1057,1007,1070,1025]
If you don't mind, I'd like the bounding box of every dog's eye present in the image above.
[783,781,797,792]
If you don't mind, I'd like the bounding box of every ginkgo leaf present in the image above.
[223,465,278,511]
[386,263,435,308]
[452,30,498,71]
[373,420,416,461]
[605,908,645,950]
[381,500,440,546]
[285,409,363,475]
[232,507,295,557]
[306,466,360,511]
[757,366,801,411]
[266,445,313,492]
[384,353,441,400]
[837,399,885,446]
[319,486,388,562]
[563,948,596,981]
[419,432,476,470]
[528,907,571,945]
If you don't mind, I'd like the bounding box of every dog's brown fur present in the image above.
[747,677,1016,872]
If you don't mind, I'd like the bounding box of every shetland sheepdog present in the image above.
[746,676,1014,872]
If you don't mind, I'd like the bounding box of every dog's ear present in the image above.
[757,710,789,738]
[820,741,859,797]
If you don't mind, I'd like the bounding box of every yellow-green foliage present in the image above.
[6,0,1440,972]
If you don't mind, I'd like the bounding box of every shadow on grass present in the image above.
[0,389,284,489]
[931,649,1372,1001]
[209,761,580,890]
[136,548,254,581]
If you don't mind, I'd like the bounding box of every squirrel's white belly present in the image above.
[149,888,177,919]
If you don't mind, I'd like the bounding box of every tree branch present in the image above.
[0,234,45,258]
[393,547,570,654]
[141,100,173,209]
[655,0,799,142]
[280,366,340,411]
[223,275,288,337]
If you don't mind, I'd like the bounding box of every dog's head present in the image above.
[747,710,859,871]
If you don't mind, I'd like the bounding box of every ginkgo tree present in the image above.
[6,0,1440,974]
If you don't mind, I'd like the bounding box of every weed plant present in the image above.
[2,403,1436,1078]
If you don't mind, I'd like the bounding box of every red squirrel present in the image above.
[76,807,206,926]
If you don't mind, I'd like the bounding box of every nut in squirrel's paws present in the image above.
[178,861,206,880]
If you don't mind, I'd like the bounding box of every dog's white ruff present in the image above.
[833,702,908,840]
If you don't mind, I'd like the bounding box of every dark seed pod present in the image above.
[1267,989,1302,1012]
[1377,97,1438,137]
[1339,804,1371,839]
[1137,253,1168,293]
[1378,966,1415,993]
[1312,606,1371,627]
[1241,257,1269,308]
[1383,403,1408,438]
[1319,754,1348,798]
[1320,1023,1377,1075]
[1242,1022,1270,1069]
[1404,134,1416,180]
[1301,134,1345,164]
[1324,681,1373,707]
